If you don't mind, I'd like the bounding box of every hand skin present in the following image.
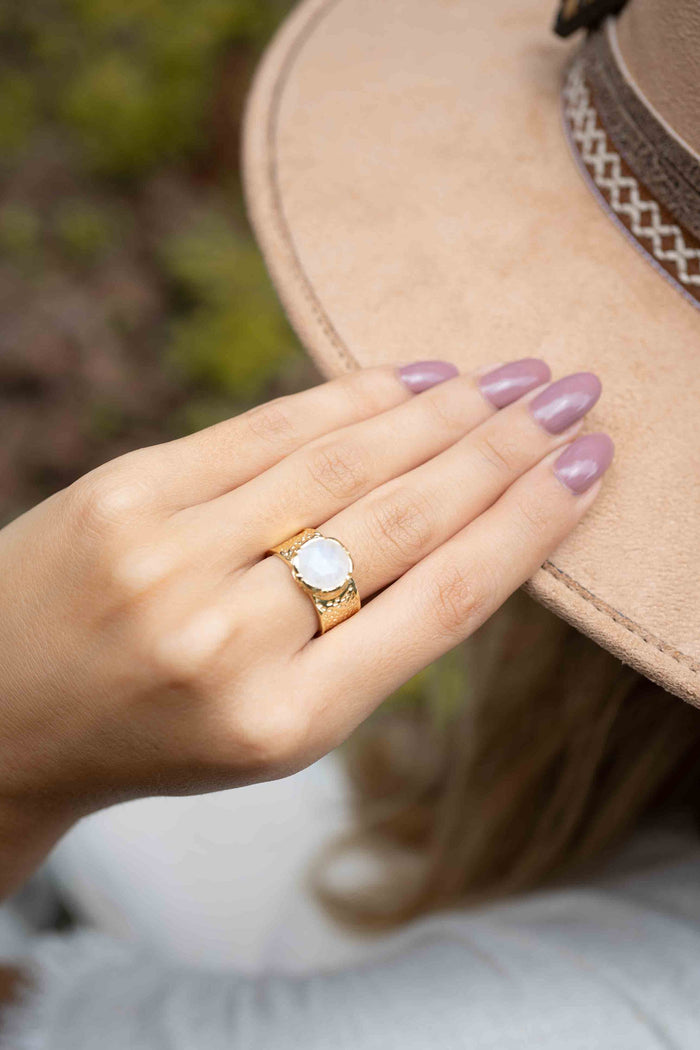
[0,362,611,902]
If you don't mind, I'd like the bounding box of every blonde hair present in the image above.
[315,591,700,928]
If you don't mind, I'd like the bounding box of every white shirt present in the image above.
[2,755,700,1049]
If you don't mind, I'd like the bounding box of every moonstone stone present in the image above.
[293,536,352,592]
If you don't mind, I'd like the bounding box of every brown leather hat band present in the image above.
[563,19,700,307]
[587,23,700,240]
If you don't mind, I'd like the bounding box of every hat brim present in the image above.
[243,0,700,704]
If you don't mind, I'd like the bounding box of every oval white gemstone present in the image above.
[293,536,352,592]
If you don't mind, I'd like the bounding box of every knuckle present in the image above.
[368,488,434,564]
[146,630,208,690]
[245,399,297,448]
[69,467,147,532]
[430,564,491,639]
[233,698,309,770]
[306,440,368,501]
[108,543,173,601]
[140,610,226,691]
[473,431,522,478]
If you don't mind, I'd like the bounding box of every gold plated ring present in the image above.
[267,528,360,634]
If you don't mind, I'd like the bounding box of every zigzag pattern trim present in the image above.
[563,59,700,289]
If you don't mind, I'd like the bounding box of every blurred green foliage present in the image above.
[1,0,300,406]
[3,0,290,176]
[0,203,41,259]
[162,212,300,401]
[63,0,275,157]
[54,200,116,263]
[0,71,37,156]
[386,648,469,731]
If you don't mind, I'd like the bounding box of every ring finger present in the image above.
[294,432,614,760]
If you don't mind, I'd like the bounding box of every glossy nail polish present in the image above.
[397,360,459,393]
[554,433,614,494]
[530,372,602,434]
[478,358,551,408]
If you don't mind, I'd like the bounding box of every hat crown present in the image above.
[616,0,700,156]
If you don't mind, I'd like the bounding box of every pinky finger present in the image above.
[300,433,614,743]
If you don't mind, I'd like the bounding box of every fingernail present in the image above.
[478,358,551,408]
[554,433,614,494]
[397,360,459,393]
[530,372,602,434]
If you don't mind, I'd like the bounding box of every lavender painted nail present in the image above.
[554,433,615,494]
[530,372,602,434]
[397,360,459,393]
[478,358,551,409]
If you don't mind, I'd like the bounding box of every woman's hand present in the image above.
[0,359,612,896]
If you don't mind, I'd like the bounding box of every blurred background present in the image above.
[0,0,312,525]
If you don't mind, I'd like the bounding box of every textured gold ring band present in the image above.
[267,528,361,634]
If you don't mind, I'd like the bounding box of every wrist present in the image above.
[0,793,77,901]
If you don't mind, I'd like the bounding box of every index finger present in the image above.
[130,362,457,510]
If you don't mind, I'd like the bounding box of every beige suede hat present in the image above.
[242,0,700,705]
